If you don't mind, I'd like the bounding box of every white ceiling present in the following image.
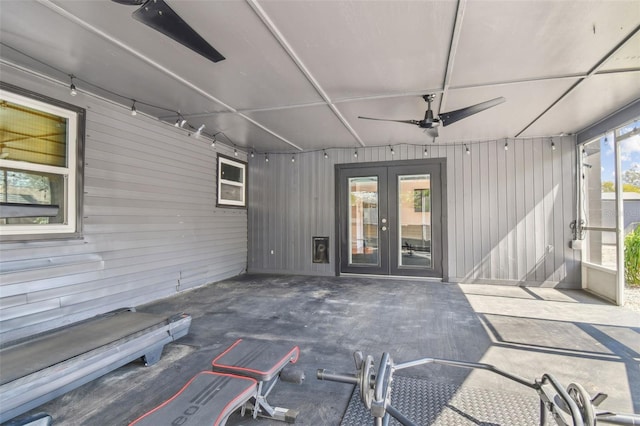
[1,0,639,154]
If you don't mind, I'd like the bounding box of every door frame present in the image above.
[337,166,390,275]
[334,158,448,279]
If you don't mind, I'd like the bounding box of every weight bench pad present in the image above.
[129,372,256,426]
[211,339,300,382]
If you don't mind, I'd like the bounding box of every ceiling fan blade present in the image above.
[357,116,420,126]
[131,0,225,63]
[111,0,146,5]
[439,97,505,127]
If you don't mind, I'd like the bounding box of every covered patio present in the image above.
[1,1,640,424]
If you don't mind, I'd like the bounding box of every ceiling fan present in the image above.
[358,94,505,138]
[112,0,225,63]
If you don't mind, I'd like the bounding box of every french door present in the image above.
[337,161,444,278]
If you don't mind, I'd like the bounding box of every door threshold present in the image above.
[339,273,442,282]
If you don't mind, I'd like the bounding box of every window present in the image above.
[217,154,247,208]
[0,83,85,240]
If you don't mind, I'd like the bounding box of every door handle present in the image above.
[381,225,387,231]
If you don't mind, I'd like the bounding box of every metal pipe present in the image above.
[316,369,358,385]
[597,413,640,425]
[614,130,625,306]
[540,399,548,426]
[394,357,536,389]
[375,353,391,402]
[540,374,584,426]
[386,404,419,426]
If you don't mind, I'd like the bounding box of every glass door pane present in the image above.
[348,176,379,265]
[398,174,431,268]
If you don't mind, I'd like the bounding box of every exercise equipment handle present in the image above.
[316,369,359,385]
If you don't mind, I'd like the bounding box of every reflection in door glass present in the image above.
[398,174,431,268]
[348,177,379,265]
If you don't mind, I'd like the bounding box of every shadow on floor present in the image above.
[14,274,640,425]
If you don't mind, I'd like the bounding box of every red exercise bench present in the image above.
[212,339,301,423]
[130,339,302,426]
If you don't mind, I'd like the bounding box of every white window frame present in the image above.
[578,118,639,305]
[0,85,84,239]
[217,154,247,208]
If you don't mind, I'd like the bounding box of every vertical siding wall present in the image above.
[248,139,580,287]
[0,66,247,342]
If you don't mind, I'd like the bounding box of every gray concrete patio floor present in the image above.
[14,274,640,425]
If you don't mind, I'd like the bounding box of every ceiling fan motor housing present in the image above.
[420,109,437,128]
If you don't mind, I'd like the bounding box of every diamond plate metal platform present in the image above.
[341,375,556,426]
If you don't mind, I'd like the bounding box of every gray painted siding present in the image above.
[248,138,580,287]
[0,66,247,342]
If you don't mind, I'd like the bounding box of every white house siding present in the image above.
[0,65,247,343]
[248,139,580,287]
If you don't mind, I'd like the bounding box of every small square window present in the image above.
[217,154,247,208]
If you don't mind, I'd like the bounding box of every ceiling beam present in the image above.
[515,23,640,138]
[246,0,366,147]
[577,98,640,144]
[165,66,639,119]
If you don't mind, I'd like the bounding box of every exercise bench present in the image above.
[0,309,191,424]
[130,339,303,426]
